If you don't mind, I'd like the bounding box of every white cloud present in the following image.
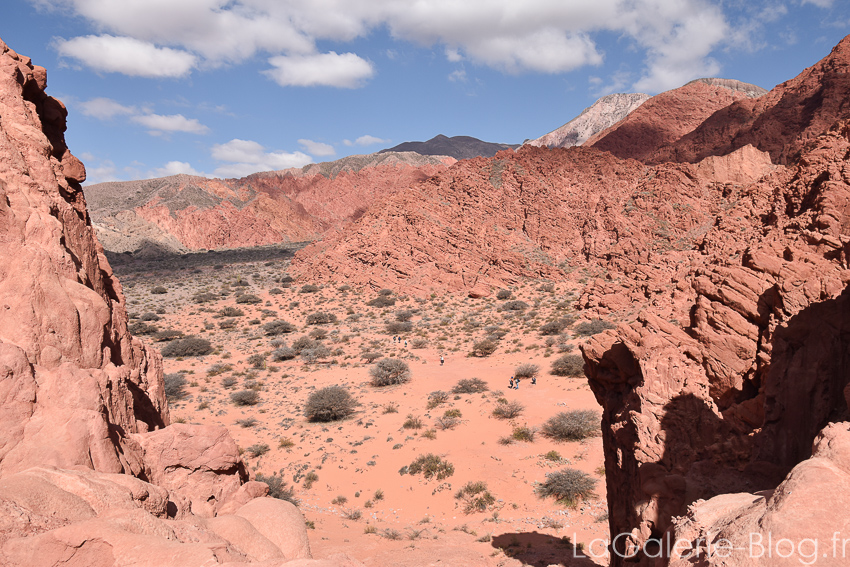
[77,97,136,119]
[54,34,196,78]
[211,138,313,177]
[343,135,390,147]
[130,113,210,135]
[151,161,206,178]
[84,160,119,185]
[801,0,833,7]
[298,139,336,156]
[50,0,740,92]
[448,69,468,82]
[264,52,375,88]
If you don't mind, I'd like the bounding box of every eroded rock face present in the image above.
[0,38,167,477]
[582,121,850,566]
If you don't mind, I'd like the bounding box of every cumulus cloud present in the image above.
[54,34,196,78]
[298,139,336,156]
[150,161,207,178]
[77,97,137,119]
[264,52,374,88]
[49,0,748,92]
[801,0,833,7]
[343,135,390,147]
[211,139,313,177]
[131,113,210,135]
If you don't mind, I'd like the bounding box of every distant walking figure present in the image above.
[404,340,407,347]
[531,376,537,385]
[440,355,444,366]
[509,377,515,389]
[515,378,520,389]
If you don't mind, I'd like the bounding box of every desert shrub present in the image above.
[247,353,266,369]
[255,473,297,505]
[536,468,597,507]
[129,321,158,335]
[514,363,540,379]
[385,321,413,334]
[291,336,318,354]
[269,287,283,295]
[538,282,555,292]
[305,385,357,422]
[495,289,512,300]
[218,306,245,317]
[502,300,529,311]
[236,417,258,428]
[452,378,489,394]
[541,410,600,441]
[426,390,449,409]
[470,339,498,357]
[218,318,238,330]
[150,286,167,294]
[573,319,616,337]
[551,354,585,377]
[403,414,423,429]
[246,443,270,457]
[235,294,262,304]
[231,389,260,406]
[407,454,454,480]
[299,284,320,293]
[361,351,383,363]
[153,329,184,341]
[511,424,536,442]
[308,327,328,340]
[378,288,393,296]
[411,338,428,349]
[300,344,331,362]
[193,292,219,303]
[139,312,160,321]
[263,320,296,336]
[444,408,462,418]
[163,373,188,400]
[367,296,396,308]
[161,337,212,357]
[395,309,415,322]
[306,311,337,325]
[280,275,295,283]
[540,320,569,335]
[272,347,297,361]
[208,363,233,376]
[221,377,238,389]
[370,358,411,387]
[492,399,524,419]
[435,415,460,430]
[455,481,495,513]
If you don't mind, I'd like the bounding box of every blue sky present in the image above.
[2,0,848,184]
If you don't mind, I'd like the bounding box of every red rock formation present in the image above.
[85,153,453,254]
[0,37,354,567]
[582,122,850,566]
[587,78,766,162]
[651,36,850,165]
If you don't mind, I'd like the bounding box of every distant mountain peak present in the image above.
[380,134,519,160]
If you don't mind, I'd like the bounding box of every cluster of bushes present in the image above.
[263,320,295,336]
[161,337,212,357]
[536,469,597,507]
[235,294,262,304]
[455,481,495,513]
[573,319,616,336]
[370,358,410,387]
[231,389,260,406]
[550,354,584,377]
[385,321,412,334]
[304,386,357,422]
[541,410,600,441]
[452,378,488,394]
[406,453,454,480]
[306,311,337,325]
[254,472,298,505]
[492,399,524,419]
[163,373,188,400]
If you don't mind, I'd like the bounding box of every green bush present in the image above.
[255,472,298,505]
[163,373,188,400]
[471,338,498,357]
[536,468,597,507]
[452,378,489,394]
[370,358,411,387]
[514,363,540,379]
[231,389,260,406]
[161,337,212,357]
[541,410,600,441]
[511,424,536,442]
[407,453,454,480]
[304,386,357,422]
[263,320,296,336]
[573,319,616,337]
[306,311,337,325]
[455,481,495,513]
[551,354,585,377]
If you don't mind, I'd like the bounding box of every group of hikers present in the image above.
[509,375,535,389]
[391,336,407,347]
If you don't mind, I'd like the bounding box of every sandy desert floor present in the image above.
[115,249,615,566]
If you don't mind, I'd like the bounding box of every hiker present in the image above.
[515,379,520,389]
[440,355,444,366]
[404,340,408,347]
[509,377,515,389]
[531,376,537,385]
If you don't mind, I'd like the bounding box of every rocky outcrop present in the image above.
[587,78,766,162]
[84,152,453,254]
[651,37,850,165]
[380,134,519,159]
[582,120,850,566]
[0,37,345,566]
[527,92,650,148]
